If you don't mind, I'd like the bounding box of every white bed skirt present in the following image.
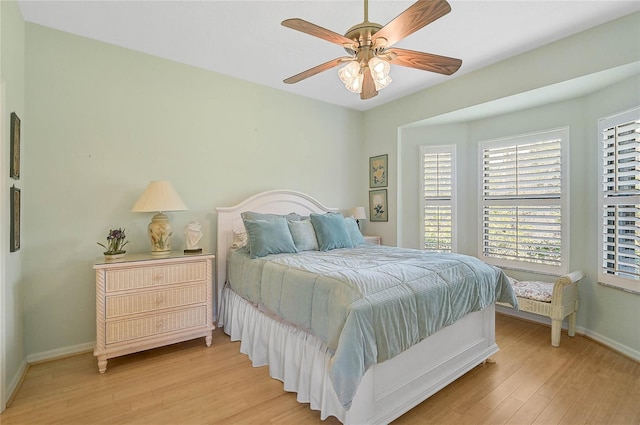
[220,285,499,424]
[220,285,348,422]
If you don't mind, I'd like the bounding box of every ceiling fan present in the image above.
[281,0,462,100]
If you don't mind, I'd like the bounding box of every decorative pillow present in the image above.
[230,230,248,249]
[243,218,298,259]
[344,216,366,246]
[288,219,319,251]
[241,211,302,253]
[310,212,354,251]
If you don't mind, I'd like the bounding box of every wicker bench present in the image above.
[502,270,585,347]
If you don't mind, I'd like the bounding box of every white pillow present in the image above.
[287,219,319,251]
[230,230,248,249]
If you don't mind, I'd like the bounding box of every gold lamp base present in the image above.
[148,212,173,256]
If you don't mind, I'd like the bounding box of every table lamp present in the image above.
[131,181,188,256]
[350,206,367,228]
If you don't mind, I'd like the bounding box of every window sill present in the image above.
[598,280,640,296]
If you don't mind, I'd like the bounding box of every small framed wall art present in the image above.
[10,112,21,180]
[369,189,388,222]
[369,154,387,188]
[10,185,20,252]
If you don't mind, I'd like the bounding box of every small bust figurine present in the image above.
[184,221,203,253]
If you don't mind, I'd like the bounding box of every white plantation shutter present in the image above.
[421,145,455,252]
[599,108,640,292]
[480,128,568,273]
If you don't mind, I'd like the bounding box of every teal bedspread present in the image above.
[227,245,518,408]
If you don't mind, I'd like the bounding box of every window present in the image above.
[480,128,569,273]
[420,145,455,252]
[598,107,639,293]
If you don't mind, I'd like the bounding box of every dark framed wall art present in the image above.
[369,154,387,188]
[369,189,388,222]
[10,112,21,180]
[10,186,20,252]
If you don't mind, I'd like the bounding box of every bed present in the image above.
[215,190,517,424]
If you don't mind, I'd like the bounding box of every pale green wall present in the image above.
[362,12,640,356]
[1,0,25,409]
[3,7,637,383]
[23,24,363,356]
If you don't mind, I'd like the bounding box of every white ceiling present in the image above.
[17,0,640,111]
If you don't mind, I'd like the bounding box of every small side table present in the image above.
[363,235,381,245]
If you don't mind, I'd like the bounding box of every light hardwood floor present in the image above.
[2,314,639,425]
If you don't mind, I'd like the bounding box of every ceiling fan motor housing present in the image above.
[343,22,384,55]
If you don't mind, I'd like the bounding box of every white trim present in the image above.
[581,328,640,362]
[478,127,570,274]
[597,106,640,293]
[26,342,94,364]
[0,81,5,412]
[5,359,26,406]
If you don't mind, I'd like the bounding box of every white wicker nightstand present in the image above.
[364,235,381,245]
[93,252,215,373]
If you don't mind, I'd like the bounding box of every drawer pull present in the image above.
[157,321,164,330]
[156,295,164,306]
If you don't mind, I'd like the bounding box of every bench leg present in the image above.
[551,319,562,347]
[568,312,577,337]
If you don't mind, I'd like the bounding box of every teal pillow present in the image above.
[288,219,319,251]
[344,216,366,246]
[243,218,298,259]
[310,213,354,251]
[241,211,302,253]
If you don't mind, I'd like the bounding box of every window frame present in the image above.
[419,144,457,252]
[597,107,640,293]
[478,127,570,274]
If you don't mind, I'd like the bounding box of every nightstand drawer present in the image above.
[105,305,207,344]
[105,283,207,318]
[105,261,207,292]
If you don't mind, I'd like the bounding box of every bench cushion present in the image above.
[508,277,553,303]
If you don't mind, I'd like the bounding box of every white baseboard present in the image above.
[6,359,27,406]
[496,306,638,362]
[26,341,95,364]
[582,329,640,362]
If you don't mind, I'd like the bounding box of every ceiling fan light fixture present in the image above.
[368,57,392,90]
[338,61,364,93]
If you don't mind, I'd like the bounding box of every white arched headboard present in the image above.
[214,190,337,320]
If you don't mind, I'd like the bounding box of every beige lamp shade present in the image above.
[351,207,367,220]
[131,181,188,256]
[131,180,188,213]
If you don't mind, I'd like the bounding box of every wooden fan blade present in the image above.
[386,48,462,75]
[282,18,355,47]
[373,0,451,48]
[361,68,378,100]
[284,57,352,84]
